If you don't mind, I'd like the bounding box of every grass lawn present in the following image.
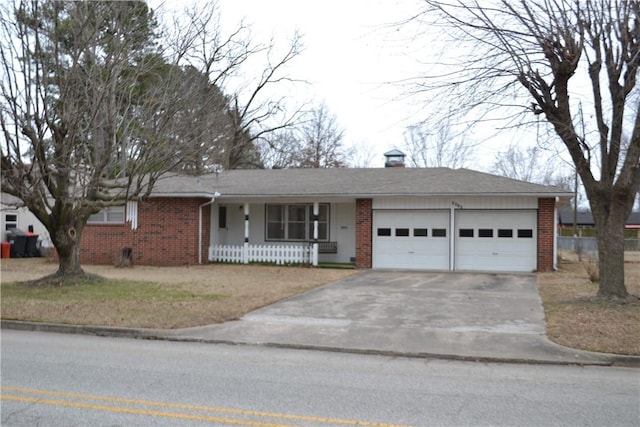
[0,258,357,329]
[537,251,640,356]
[2,254,639,355]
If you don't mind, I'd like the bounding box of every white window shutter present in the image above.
[126,201,138,230]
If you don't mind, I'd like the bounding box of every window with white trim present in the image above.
[4,213,17,230]
[266,204,329,241]
[88,206,125,224]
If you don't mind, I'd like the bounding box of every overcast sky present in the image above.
[132,1,635,209]
[153,0,551,170]
[216,0,429,167]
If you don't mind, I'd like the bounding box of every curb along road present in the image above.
[3,320,639,368]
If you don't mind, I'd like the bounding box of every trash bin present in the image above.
[25,235,39,257]
[1,241,10,259]
[6,228,27,258]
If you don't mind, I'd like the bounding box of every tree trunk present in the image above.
[52,224,86,278]
[593,209,629,299]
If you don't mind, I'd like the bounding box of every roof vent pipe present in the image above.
[384,149,406,167]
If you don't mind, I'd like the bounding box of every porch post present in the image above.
[312,202,319,266]
[449,203,456,271]
[450,201,462,271]
[243,203,249,264]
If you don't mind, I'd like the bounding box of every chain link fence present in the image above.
[558,236,640,256]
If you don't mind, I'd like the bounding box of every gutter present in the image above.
[198,192,220,264]
[214,192,574,199]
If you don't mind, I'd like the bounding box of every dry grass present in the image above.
[1,258,357,329]
[537,251,640,355]
[3,255,640,355]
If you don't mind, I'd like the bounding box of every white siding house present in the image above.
[0,193,51,248]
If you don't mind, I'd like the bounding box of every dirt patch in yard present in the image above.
[1,258,357,328]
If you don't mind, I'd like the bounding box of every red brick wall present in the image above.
[201,204,211,264]
[81,198,211,266]
[537,197,555,271]
[355,198,372,269]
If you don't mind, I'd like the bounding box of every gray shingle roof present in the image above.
[150,168,572,199]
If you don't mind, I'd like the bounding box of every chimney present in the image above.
[384,149,406,167]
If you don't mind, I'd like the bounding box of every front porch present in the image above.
[207,200,355,266]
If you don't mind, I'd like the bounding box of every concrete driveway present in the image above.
[173,271,615,364]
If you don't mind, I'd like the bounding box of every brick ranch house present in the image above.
[81,157,572,273]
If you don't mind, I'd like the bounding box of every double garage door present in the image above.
[372,210,537,272]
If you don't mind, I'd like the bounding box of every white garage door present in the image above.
[455,210,537,272]
[373,210,450,270]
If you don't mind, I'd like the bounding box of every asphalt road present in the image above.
[1,330,639,427]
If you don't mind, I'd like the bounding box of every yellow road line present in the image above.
[1,394,291,427]
[1,386,410,427]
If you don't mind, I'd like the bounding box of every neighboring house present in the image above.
[0,193,52,249]
[80,153,572,272]
[558,206,640,235]
[628,212,640,230]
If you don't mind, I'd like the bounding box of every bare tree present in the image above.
[261,103,351,169]
[165,66,233,174]
[260,129,302,169]
[166,1,305,170]
[410,0,640,299]
[294,103,351,168]
[0,0,303,279]
[0,1,193,278]
[492,144,557,183]
[348,140,377,168]
[403,120,474,168]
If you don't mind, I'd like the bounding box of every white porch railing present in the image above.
[209,245,245,263]
[209,243,317,265]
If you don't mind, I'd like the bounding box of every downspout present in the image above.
[554,197,559,271]
[199,192,220,265]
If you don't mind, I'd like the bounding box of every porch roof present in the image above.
[150,168,572,200]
